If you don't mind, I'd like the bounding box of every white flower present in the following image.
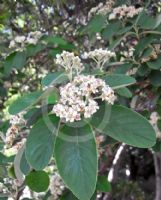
[5,113,26,148]
[84,99,99,118]
[88,0,115,19]
[150,112,161,139]
[5,125,19,148]
[101,85,116,104]
[150,112,160,125]
[10,113,25,125]
[49,173,65,200]
[109,13,115,20]
[109,5,143,20]
[8,31,42,51]
[26,31,42,44]
[14,36,26,43]
[9,40,16,48]
[83,48,115,69]
[55,51,84,76]
[53,75,116,122]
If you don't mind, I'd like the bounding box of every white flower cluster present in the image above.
[88,0,115,19]
[5,113,26,148]
[10,113,25,125]
[55,51,84,77]
[109,5,143,20]
[49,173,65,200]
[53,75,116,122]
[9,31,42,49]
[83,48,115,69]
[97,0,115,15]
[26,31,42,44]
[5,125,19,147]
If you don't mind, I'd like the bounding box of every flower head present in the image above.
[55,51,84,77]
[53,75,116,122]
[88,0,115,19]
[109,5,143,20]
[83,48,115,69]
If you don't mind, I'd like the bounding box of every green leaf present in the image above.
[55,122,98,200]
[14,146,25,184]
[42,35,68,45]
[0,153,7,165]
[103,74,136,89]
[134,36,154,56]
[149,71,161,86]
[47,91,59,104]
[154,14,161,29]
[97,175,111,192]
[60,190,96,200]
[60,191,78,200]
[152,140,161,152]
[9,91,42,115]
[42,36,75,50]
[26,43,45,57]
[102,22,121,40]
[0,197,8,200]
[142,47,153,58]
[26,115,59,170]
[109,36,124,50]
[81,15,106,34]
[116,87,132,98]
[114,63,133,74]
[116,26,132,35]
[4,51,27,74]
[137,65,150,76]
[138,12,157,29]
[138,11,161,29]
[20,151,30,175]
[41,71,69,87]
[147,55,161,69]
[90,103,156,148]
[25,171,49,192]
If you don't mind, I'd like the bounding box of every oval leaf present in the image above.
[41,71,69,87]
[20,151,30,175]
[55,123,98,200]
[147,55,161,69]
[91,103,156,148]
[25,171,49,192]
[9,91,42,115]
[26,115,59,170]
[103,74,136,89]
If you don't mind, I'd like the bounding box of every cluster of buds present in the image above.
[109,5,143,20]
[88,0,115,19]
[49,173,65,200]
[83,48,115,70]
[9,31,42,50]
[55,51,84,78]
[5,113,26,148]
[53,75,116,122]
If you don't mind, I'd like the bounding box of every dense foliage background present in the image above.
[0,0,161,199]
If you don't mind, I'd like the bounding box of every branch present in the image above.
[153,152,161,200]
